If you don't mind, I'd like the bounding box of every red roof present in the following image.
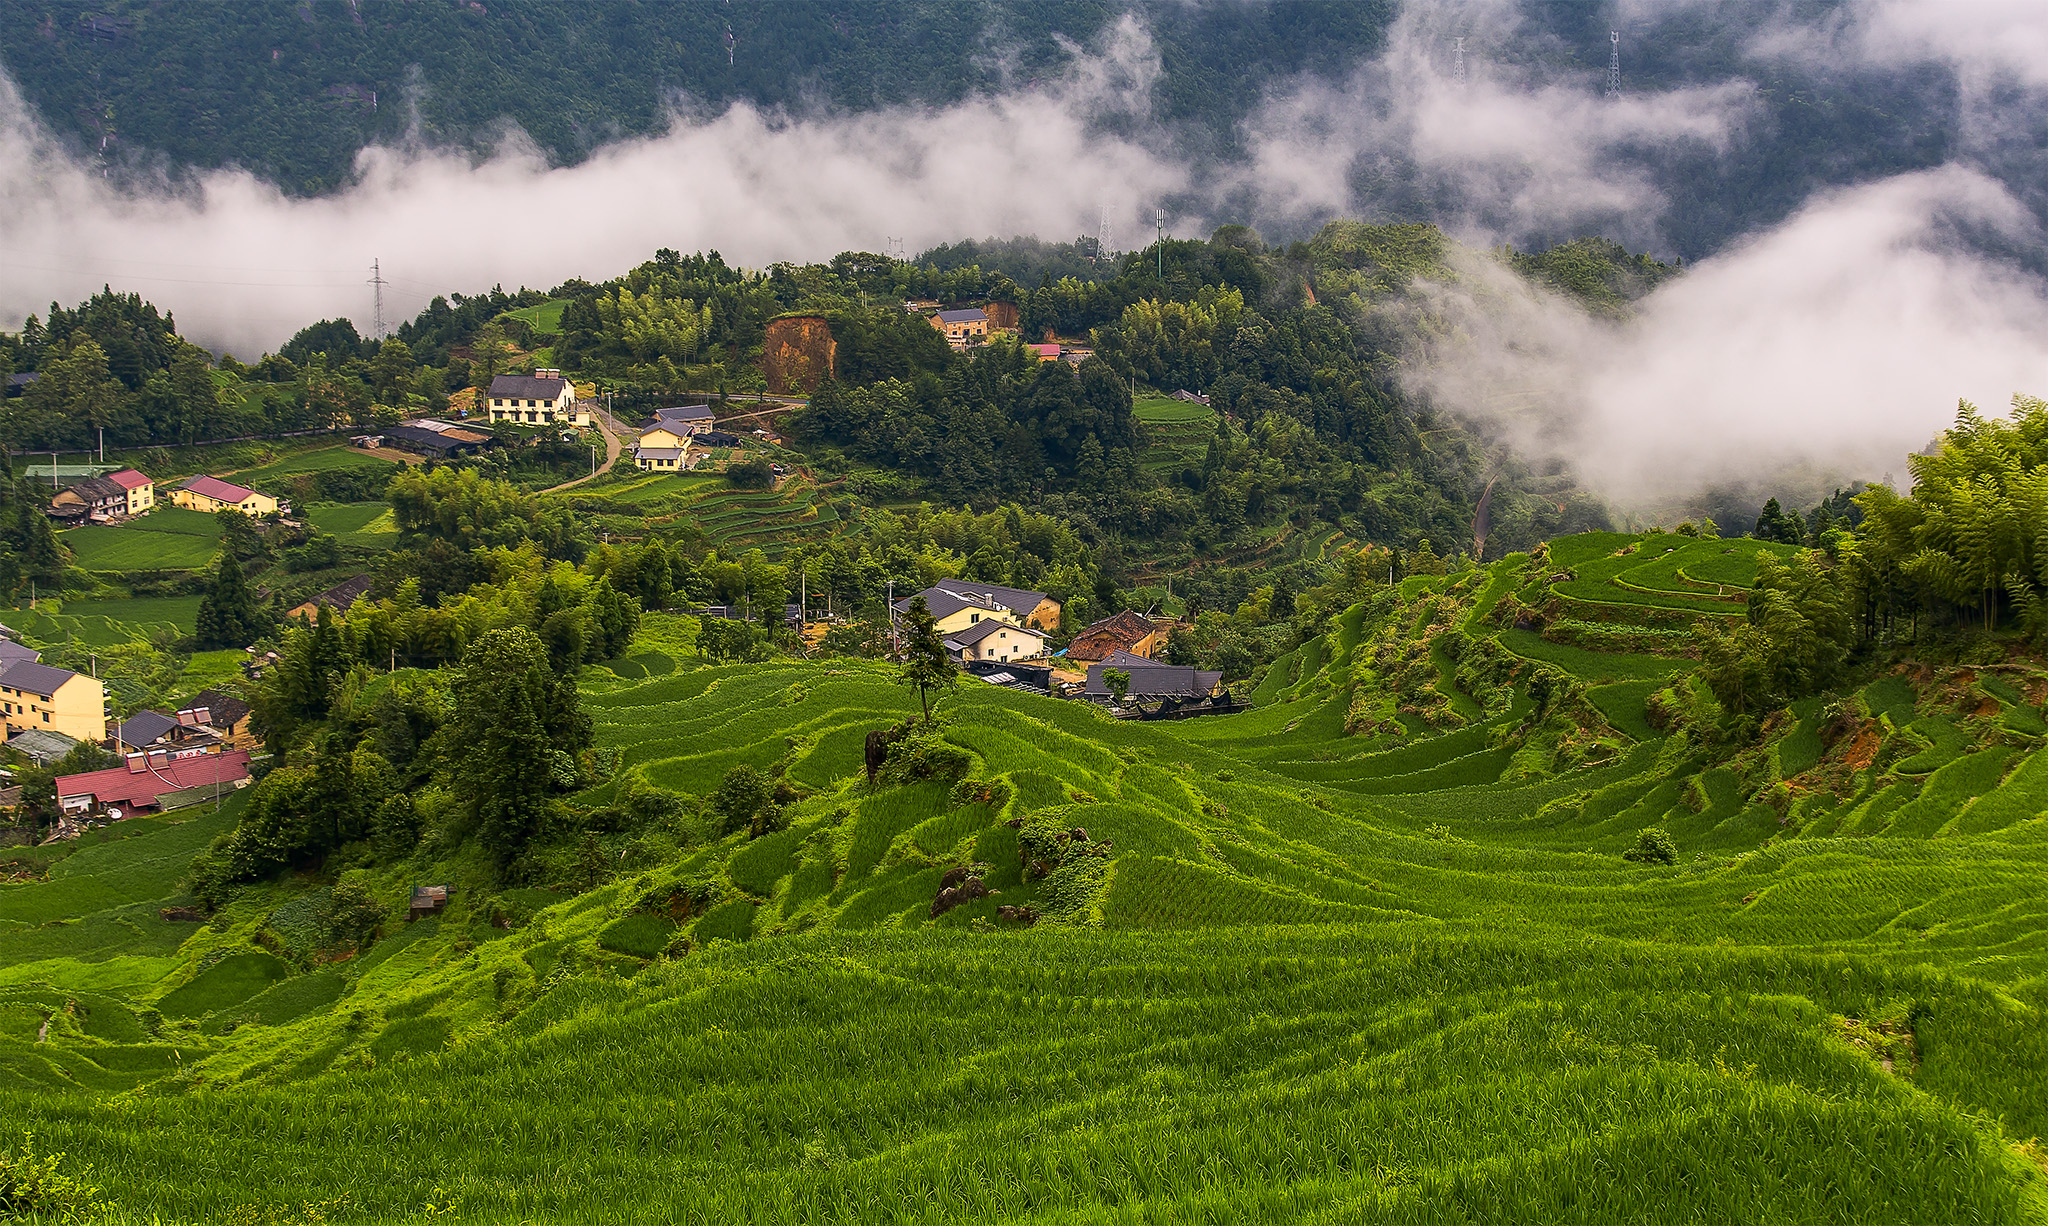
[105,468,152,490]
[182,475,259,504]
[57,750,251,811]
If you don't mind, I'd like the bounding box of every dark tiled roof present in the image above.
[932,583,1049,619]
[635,447,686,461]
[656,404,715,422]
[488,375,570,399]
[4,728,78,762]
[1083,662,1222,698]
[114,710,180,746]
[0,659,85,698]
[305,575,375,612]
[183,689,251,728]
[0,639,39,667]
[62,475,128,504]
[894,588,1002,623]
[936,308,989,324]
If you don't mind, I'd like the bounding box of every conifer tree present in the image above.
[195,550,269,649]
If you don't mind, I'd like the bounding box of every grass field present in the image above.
[503,299,569,335]
[1,532,2046,1223]
[229,446,398,484]
[307,500,399,546]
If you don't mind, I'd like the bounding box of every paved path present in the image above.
[539,409,623,494]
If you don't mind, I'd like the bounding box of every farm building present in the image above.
[931,308,990,344]
[1,660,106,743]
[287,575,376,623]
[56,750,252,817]
[943,618,1049,665]
[486,370,587,426]
[1082,650,1223,702]
[411,884,451,920]
[379,423,488,458]
[1065,610,1170,666]
[177,691,257,751]
[47,474,130,523]
[172,476,279,516]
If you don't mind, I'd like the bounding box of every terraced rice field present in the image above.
[1,533,2045,1222]
[1135,393,1215,471]
[228,446,398,484]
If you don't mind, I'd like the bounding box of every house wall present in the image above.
[638,426,689,449]
[171,488,278,515]
[965,627,1045,664]
[1,673,106,743]
[487,386,579,424]
[932,606,1019,636]
[125,483,154,515]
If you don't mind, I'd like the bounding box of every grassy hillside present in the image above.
[2,536,2046,1222]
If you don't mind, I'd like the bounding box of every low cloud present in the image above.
[1236,1,1756,255]
[0,17,1183,357]
[1405,166,2048,509]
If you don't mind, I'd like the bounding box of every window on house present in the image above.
[970,613,980,623]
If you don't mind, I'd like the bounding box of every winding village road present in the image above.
[539,404,624,494]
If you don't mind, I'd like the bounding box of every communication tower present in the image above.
[1097,206,1115,261]
[1155,207,1165,279]
[1606,31,1621,98]
[1453,37,1466,85]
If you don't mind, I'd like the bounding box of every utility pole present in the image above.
[1606,31,1621,99]
[369,258,388,340]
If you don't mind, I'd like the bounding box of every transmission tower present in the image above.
[1155,207,1165,279]
[1606,30,1621,98]
[1097,206,1115,262]
[369,258,388,340]
[1453,37,1466,85]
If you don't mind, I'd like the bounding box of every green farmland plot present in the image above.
[229,446,398,484]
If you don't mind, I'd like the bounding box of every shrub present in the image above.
[0,1132,104,1221]
[1623,827,1678,865]
[712,765,777,837]
[322,878,386,946]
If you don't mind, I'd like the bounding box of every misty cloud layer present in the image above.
[3,0,2048,510]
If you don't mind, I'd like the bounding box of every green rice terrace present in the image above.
[1,533,2046,1223]
[585,470,850,558]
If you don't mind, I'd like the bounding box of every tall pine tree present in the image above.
[195,550,270,649]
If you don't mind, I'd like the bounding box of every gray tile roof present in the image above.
[947,619,1045,647]
[487,374,571,400]
[635,447,686,461]
[4,728,79,762]
[655,404,715,422]
[0,639,38,667]
[0,659,84,698]
[1084,660,1222,698]
[936,308,989,324]
[114,710,179,746]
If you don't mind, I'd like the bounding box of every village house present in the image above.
[486,369,586,426]
[177,690,258,752]
[1064,610,1170,666]
[651,404,716,435]
[171,475,279,516]
[56,749,252,818]
[287,574,376,624]
[46,474,130,523]
[931,308,991,345]
[111,708,223,757]
[943,618,1050,666]
[106,468,154,515]
[633,444,689,472]
[894,583,1061,634]
[1,660,106,743]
